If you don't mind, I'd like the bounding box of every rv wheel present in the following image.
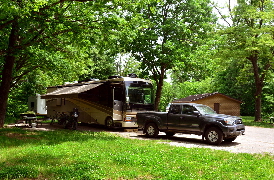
[105,117,114,128]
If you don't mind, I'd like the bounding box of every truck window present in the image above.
[169,105,181,114]
[182,105,196,115]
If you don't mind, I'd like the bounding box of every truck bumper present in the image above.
[223,124,245,137]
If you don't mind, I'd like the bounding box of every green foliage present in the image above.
[0,128,273,179]
[212,59,255,116]
[215,0,274,120]
[241,116,274,128]
[0,0,139,122]
[127,0,216,110]
[1,0,274,123]
[260,72,274,115]
[114,54,142,77]
[171,32,221,83]
[159,78,215,112]
[130,0,216,79]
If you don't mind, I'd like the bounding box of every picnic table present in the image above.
[16,113,42,127]
[22,114,37,127]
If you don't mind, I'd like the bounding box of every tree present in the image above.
[128,0,216,110]
[217,0,274,121]
[159,78,215,112]
[213,59,255,116]
[114,54,142,77]
[262,72,274,117]
[0,0,133,127]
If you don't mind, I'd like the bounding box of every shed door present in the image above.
[214,103,220,113]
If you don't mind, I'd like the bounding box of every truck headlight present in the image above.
[224,118,235,125]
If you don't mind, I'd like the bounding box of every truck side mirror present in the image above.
[193,111,200,116]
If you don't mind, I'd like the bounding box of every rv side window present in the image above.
[114,87,123,101]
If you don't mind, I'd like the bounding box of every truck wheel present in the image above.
[144,123,159,137]
[105,117,114,128]
[205,127,223,145]
[224,137,237,142]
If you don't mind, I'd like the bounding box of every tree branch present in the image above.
[0,19,15,31]
[10,65,41,88]
[211,3,231,27]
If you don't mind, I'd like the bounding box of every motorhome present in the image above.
[41,74,154,128]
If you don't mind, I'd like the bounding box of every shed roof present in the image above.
[172,92,242,103]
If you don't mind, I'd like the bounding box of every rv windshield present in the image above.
[125,81,153,104]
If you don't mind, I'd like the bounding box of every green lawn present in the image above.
[241,116,274,128]
[0,127,273,179]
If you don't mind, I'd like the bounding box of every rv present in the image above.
[41,74,154,128]
[28,94,47,116]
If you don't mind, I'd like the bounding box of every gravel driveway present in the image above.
[111,126,274,155]
[14,124,274,155]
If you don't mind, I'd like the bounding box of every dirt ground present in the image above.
[8,123,274,155]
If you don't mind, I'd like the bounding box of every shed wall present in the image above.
[193,94,241,116]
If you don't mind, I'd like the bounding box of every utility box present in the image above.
[28,94,47,115]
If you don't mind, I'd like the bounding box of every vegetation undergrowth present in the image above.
[241,116,274,128]
[0,127,273,179]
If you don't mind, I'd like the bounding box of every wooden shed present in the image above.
[172,92,242,116]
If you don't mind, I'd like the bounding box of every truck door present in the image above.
[167,105,184,130]
[180,105,201,131]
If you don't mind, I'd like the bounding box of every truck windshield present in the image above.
[125,81,153,104]
[196,105,217,115]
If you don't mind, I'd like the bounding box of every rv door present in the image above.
[113,86,124,120]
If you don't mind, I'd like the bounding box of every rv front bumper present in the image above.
[121,121,138,128]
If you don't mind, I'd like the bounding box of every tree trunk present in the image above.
[0,20,18,128]
[154,66,165,111]
[249,54,263,122]
[254,94,262,122]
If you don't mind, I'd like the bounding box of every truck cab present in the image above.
[137,103,245,145]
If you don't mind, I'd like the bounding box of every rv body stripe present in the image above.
[68,98,123,121]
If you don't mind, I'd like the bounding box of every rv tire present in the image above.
[105,117,114,128]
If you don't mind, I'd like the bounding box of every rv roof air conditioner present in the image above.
[128,73,138,78]
[108,75,122,79]
[79,78,98,83]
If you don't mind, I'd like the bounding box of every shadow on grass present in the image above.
[135,134,241,147]
[0,125,120,148]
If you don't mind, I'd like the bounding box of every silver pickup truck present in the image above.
[137,103,245,145]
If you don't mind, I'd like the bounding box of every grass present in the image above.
[241,116,274,128]
[0,127,273,179]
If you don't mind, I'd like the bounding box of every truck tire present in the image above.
[144,123,159,137]
[205,127,223,145]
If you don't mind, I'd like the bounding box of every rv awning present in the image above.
[41,83,102,99]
